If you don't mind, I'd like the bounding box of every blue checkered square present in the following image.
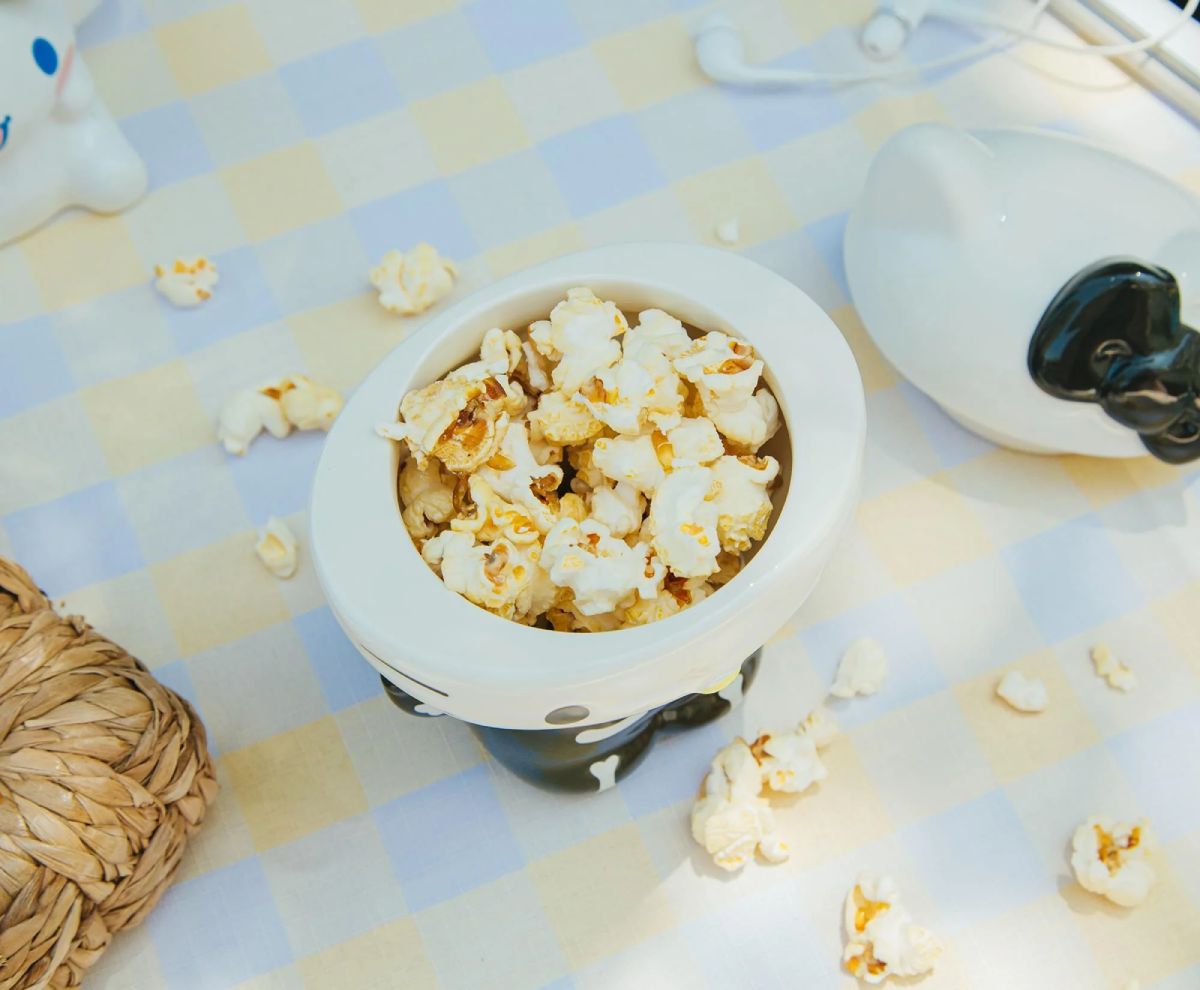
[294,606,382,712]
[351,179,479,264]
[465,0,584,72]
[722,51,847,151]
[228,431,326,522]
[5,482,143,595]
[377,10,491,101]
[121,103,213,187]
[900,381,996,468]
[633,88,755,181]
[804,212,851,300]
[618,718,729,817]
[148,858,293,989]
[448,150,570,250]
[0,317,75,417]
[1003,514,1146,643]
[161,246,282,352]
[256,215,370,315]
[374,765,523,910]
[540,116,664,216]
[1108,702,1200,842]
[279,38,400,137]
[76,0,149,48]
[52,286,179,388]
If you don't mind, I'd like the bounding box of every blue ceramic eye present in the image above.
[32,38,59,76]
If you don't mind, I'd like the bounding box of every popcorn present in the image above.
[1071,816,1156,907]
[709,454,780,553]
[455,328,523,382]
[422,529,542,619]
[802,705,839,749]
[390,289,782,630]
[217,388,291,456]
[623,309,693,363]
[622,573,710,626]
[843,874,942,984]
[665,417,724,468]
[380,375,511,473]
[710,387,781,453]
[995,670,1048,713]
[831,637,887,698]
[591,434,666,494]
[540,518,661,616]
[690,738,789,872]
[1091,642,1136,692]
[528,390,603,446]
[154,256,218,308]
[715,218,740,245]
[750,727,826,794]
[589,482,645,539]
[475,420,564,533]
[648,467,720,579]
[276,374,344,432]
[254,516,298,579]
[398,456,456,540]
[218,375,343,455]
[529,287,626,394]
[369,243,457,316]
[577,359,659,436]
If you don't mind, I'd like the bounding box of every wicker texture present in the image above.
[0,559,217,989]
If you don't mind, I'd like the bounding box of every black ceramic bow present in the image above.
[1028,258,1200,464]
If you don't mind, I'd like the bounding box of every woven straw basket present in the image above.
[0,558,217,988]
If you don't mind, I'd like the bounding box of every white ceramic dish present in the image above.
[310,243,864,730]
[845,123,1200,458]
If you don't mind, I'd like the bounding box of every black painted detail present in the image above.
[381,652,760,792]
[1029,258,1200,464]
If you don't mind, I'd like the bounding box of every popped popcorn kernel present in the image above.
[1071,816,1156,906]
[255,516,298,579]
[995,670,1048,713]
[842,875,941,984]
[370,243,457,315]
[154,255,218,308]
[831,637,887,698]
[690,738,789,872]
[1091,642,1136,692]
[217,374,343,455]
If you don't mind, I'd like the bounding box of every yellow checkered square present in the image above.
[156,4,273,97]
[221,143,344,242]
[409,79,529,175]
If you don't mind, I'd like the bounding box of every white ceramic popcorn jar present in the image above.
[846,123,1200,464]
[0,0,148,246]
[310,244,865,791]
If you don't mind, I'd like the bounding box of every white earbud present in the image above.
[861,0,935,60]
[693,14,823,86]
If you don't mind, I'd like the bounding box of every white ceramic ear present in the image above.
[856,122,999,242]
[0,0,148,246]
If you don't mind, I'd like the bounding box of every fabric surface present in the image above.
[2,1,1199,987]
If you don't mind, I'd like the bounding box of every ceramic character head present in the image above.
[0,0,147,244]
[1029,259,1200,464]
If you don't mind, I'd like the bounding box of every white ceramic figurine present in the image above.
[0,0,148,246]
[846,123,1200,464]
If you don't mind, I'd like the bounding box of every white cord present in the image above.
[939,0,1200,56]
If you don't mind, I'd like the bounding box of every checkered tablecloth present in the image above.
[3,1,1199,987]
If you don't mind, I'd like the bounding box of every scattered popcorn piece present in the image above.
[709,454,780,553]
[648,467,721,579]
[690,738,788,872]
[398,457,456,540]
[831,637,887,699]
[802,705,840,749]
[255,517,298,579]
[154,256,218,308]
[1091,642,1136,692]
[843,874,942,984]
[276,374,344,432]
[529,287,626,394]
[540,518,661,616]
[715,217,740,245]
[591,434,667,494]
[1071,816,1156,907]
[750,727,826,794]
[995,670,1048,713]
[370,243,457,316]
[217,388,291,456]
[665,417,724,468]
[589,482,645,539]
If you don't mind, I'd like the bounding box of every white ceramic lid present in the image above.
[310,243,864,728]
